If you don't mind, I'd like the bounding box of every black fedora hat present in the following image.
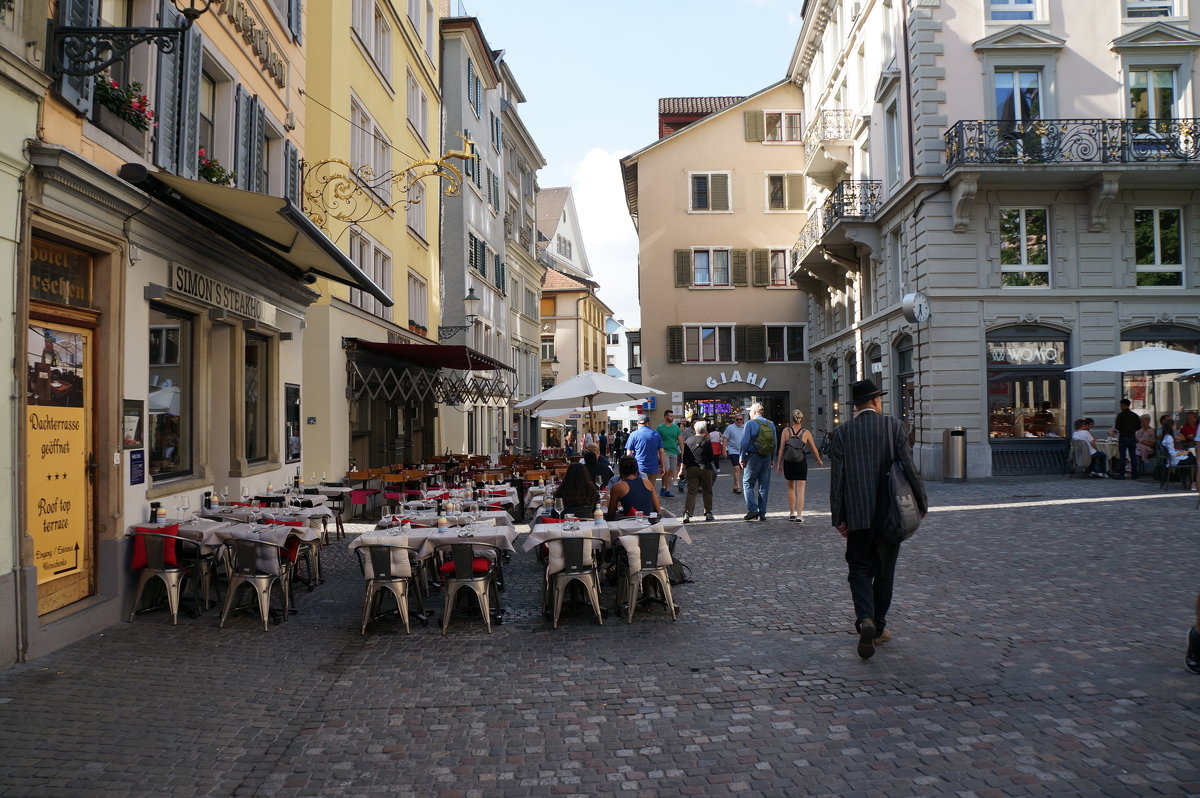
[849,378,887,405]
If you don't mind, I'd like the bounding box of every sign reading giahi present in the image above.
[170,264,278,326]
[704,370,768,390]
[216,0,288,88]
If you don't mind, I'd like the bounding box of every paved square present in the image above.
[0,467,1197,796]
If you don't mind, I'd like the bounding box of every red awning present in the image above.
[346,339,514,372]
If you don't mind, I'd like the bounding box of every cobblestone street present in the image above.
[0,468,1197,797]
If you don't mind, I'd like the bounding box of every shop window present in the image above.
[684,325,734,363]
[766,325,806,362]
[285,383,301,463]
[893,335,915,442]
[149,304,193,479]
[985,329,1068,440]
[1120,326,1200,418]
[1134,207,1184,286]
[244,333,270,463]
[999,207,1050,287]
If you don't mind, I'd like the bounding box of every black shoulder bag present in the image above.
[877,418,922,544]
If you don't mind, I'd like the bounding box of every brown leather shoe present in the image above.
[874,629,891,643]
[857,619,876,659]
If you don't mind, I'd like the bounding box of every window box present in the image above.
[93,103,149,155]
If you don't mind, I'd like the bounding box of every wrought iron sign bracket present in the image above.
[51,22,189,78]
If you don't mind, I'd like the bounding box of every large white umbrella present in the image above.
[1064,346,1200,374]
[533,399,648,420]
[515,371,665,430]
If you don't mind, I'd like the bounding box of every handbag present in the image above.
[876,418,922,543]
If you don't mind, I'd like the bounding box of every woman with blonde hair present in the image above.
[776,408,823,522]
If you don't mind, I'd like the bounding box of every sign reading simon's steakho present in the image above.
[169,264,277,326]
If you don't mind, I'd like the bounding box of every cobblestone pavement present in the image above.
[1,467,1198,797]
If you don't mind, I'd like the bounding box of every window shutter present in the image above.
[745,325,767,362]
[731,250,748,286]
[786,174,805,210]
[284,140,299,204]
[690,175,705,211]
[743,110,764,142]
[234,85,253,189]
[467,59,474,105]
[674,250,692,288]
[751,249,769,286]
[57,0,98,113]
[667,326,684,363]
[177,24,203,179]
[734,325,748,361]
[252,97,267,192]
[154,0,184,171]
[710,174,730,211]
[288,0,303,41]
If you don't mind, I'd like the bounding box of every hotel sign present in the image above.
[216,0,288,88]
[29,239,92,308]
[169,264,277,326]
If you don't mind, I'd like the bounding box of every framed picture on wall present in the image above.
[122,399,144,449]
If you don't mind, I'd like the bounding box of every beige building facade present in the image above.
[790,0,1200,478]
[621,85,814,431]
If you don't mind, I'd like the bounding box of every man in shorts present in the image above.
[723,414,747,493]
[656,410,682,497]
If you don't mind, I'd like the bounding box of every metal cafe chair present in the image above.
[1158,443,1197,491]
[542,535,607,628]
[128,531,216,625]
[218,538,292,632]
[433,542,502,634]
[355,543,424,635]
[616,530,678,624]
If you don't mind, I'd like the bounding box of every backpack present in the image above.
[782,426,808,463]
[751,419,775,456]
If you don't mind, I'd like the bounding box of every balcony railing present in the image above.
[945,118,1200,167]
[804,109,856,154]
[821,180,882,230]
[794,213,823,260]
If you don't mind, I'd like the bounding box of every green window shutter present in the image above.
[234,85,253,189]
[710,174,730,211]
[284,140,299,204]
[743,110,764,142]
[667,326,684,363]
[467,59,474,105]
[734,325,748,361]
[251,97,267,192]
[57,0,98,113]
[731,250,748,286]
[751,249,770,286]
[288,0,303,41]
[674,250,692,288]
[786,174,805,210]
[745,325,767,362]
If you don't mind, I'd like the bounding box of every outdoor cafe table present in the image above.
[199,504,334,532]
[523,516,690,552]
[374,512,518,557]
[129,519,317,574]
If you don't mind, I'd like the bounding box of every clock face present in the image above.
[902,291,930,323]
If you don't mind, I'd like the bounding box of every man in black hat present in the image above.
[829,378,927,659]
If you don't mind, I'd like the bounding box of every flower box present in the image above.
[93,104,148,154]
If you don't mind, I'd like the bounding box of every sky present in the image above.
[461,0,805,328]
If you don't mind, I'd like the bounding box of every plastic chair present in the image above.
[218,538,291,631]
[543,536,606,628]
[355,544,423,635]
[617,531,678,624]
[434,542,502,634]
[128,532,214,624]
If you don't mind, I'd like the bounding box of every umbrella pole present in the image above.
[589,397,595,445]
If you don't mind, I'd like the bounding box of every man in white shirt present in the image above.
[722,415,747,493]
[1071,418,1107,477]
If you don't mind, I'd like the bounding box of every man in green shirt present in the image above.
[656,410,682,497]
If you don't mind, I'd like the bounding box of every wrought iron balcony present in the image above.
[804,109,857,155]
[821,180,882,230]
[793,213,824,261]
[945,118,1200,167]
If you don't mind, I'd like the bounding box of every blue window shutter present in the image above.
[154,0,184,170]
[234,85,252,189]
[57,0,98,113]
[284,140,299,204]
[288,0,303,42]
[177,24,203,178]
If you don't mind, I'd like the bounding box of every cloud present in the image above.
[566,147,642,327]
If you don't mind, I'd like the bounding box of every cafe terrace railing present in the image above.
[945,118,1200,167]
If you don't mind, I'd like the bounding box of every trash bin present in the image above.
[943,427,967,481]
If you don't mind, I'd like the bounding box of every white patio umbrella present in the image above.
[515,371,665,431]
[1064,346,1200,374]
[148,385,181,415]
[532,399,646,420]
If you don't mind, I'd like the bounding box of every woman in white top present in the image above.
[1161,418,1196,468]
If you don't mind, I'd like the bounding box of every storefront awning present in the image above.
[344,338,515,405]
[345,339,513,372]
[118,164,392,307]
